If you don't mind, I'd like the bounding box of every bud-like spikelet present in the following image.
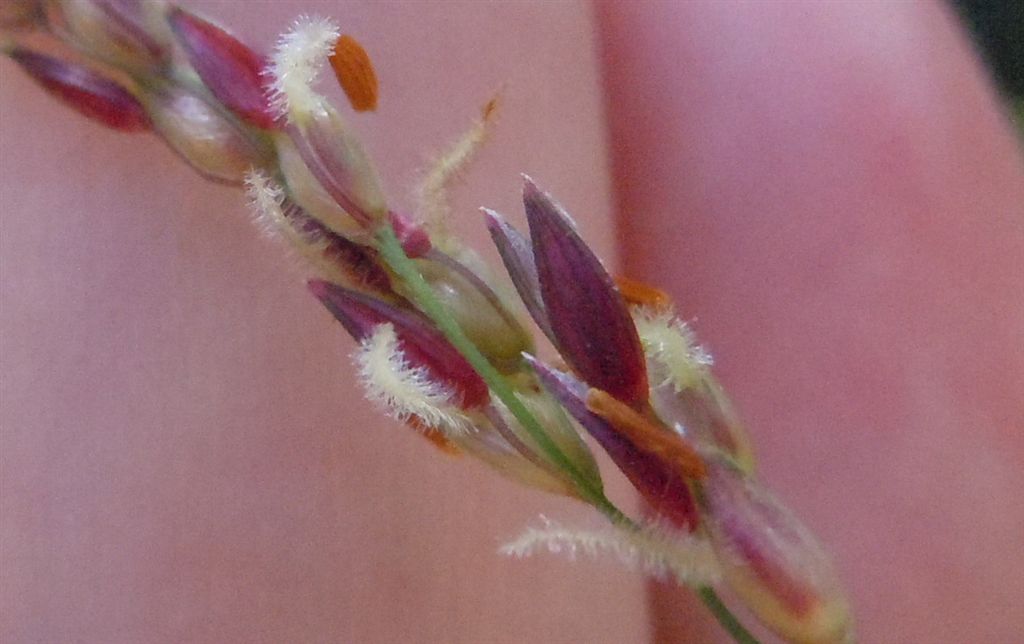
[309,281,490,411]
[416,253,532,374]
[273,133,366,240]
[527,355,701,530]
[703,459,852,643]
[5,46,150,131]
[491,390,601,489]
[143,83,272,184]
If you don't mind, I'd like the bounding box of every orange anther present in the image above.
[586,389,706,479]
[481,95,499,121]
[329,35,378,112]
[615,275,673,310]
[406,416,461,456]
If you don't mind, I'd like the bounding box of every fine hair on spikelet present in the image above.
[415,94,500,246]
[500,516,721,588]
[355,323,472,435]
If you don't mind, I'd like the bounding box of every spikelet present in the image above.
[267,15,340,120]
[501,516,720,588]
[632,307,712,392]
[355,324,473,435]
[490,389,602,488]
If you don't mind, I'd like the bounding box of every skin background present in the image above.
[597,1,1024,642]
[1,1,1022,643]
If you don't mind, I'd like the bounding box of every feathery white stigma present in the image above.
[356,324,472,435]
[501,517,721,587]
[244,168,353,283]
[244,169,289,236]
[267,15,340,120]
[633,308,713,391]
[416,97,498,244]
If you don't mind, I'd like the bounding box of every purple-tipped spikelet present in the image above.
[522,177,649,405]
[6,47,150,131]
[167,7,275,128]
[4,3,852,641]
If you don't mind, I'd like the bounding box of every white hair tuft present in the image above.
[267,15,340,120]
[500,516,721,587]
[356,323,473,435]
[633,308,713,391]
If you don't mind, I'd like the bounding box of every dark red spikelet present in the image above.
[523,177,648,404]
[167,7,275,129]
[8,47,150,132]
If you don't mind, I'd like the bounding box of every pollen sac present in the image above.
[7,47,150,132]
[167,7,275,129]
[615,275,673,310]
[329,34,378,112]
[585,389,706,480]
[523,177,648,405]
[45,0,173,74]
[702,459,852,643]
[309,280,489,410]
[527,355,699,530]
[142,83,272,184]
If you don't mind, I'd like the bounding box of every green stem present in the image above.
[699,587,761,644]
[375,226,615,514]
[374,225,759,644]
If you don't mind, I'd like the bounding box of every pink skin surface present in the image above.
[2,1,1022,643]
[597,1,1024,642]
